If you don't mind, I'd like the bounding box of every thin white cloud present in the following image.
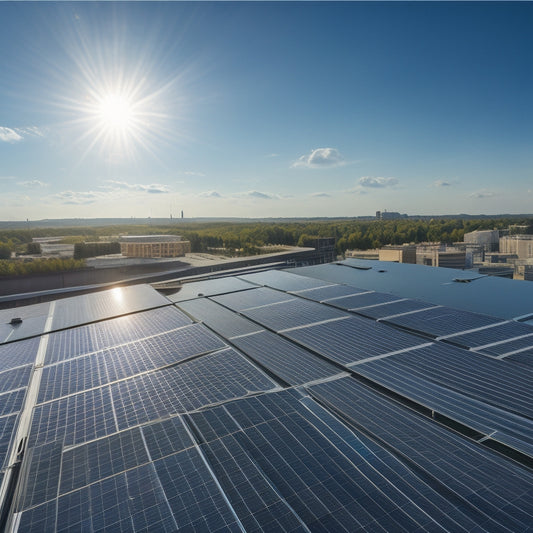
[199,190,222,198]
[103,180,171,194]
[246,190,274,200]
[16,126,45,138]
[469,190,496,199]
[54,191,103,205]
[434,180,452,187]
[292,148,345,168]
[183,171,205,177]
[0,127,23,143]
[310,192,332,198]
[359,176,398,188]
[18,180,49,188]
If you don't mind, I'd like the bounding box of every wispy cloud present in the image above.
[292,148,345,168]
[0,127,23,143]
[18,180,48,188]
[359,176,398,188]
[310,192,332,198]
[199,190,222,198]
[469,189,496,199]
[102,180,171,194]
[53,191,103,205]
[434,180,451,187]
[245,190,274,200]
[183,171,205,177]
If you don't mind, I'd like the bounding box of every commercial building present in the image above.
[500,234,533,260]
[119,234,191,258]
[378,244,416,264]
[463,229,500,252]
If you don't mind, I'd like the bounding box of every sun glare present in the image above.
[97,94,134,131]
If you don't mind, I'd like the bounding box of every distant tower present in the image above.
[181,210,184,219]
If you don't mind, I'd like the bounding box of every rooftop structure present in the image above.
[0,263,532,531]
[119,234,190,258]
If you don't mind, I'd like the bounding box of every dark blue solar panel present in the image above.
[383,306,504,338]
[474,335,533,357]
[45,306,192,365]
[0,365,32,394]
[29,387,117,448]
[177,298,264,339]
[21,441,62,510]
[111,348,277,431]
[239,269,334,292]
[354,299,437,319]
[141,416,194,460]
[325,291,402,311]
[292,283,368,301]
[212,286,295,312]
[59,428,149,495]
[444,321,533,349]
[17,499,57,533]
[308,377,533,531]
[506,348,533,368]
[377,343,533,419]
[154,449,242,532]
[167,276,255,302]
[242,299,349,332]
[0,336,40,372]
[0,388,27,417]
[283,316,428,366]
[0,413,18,469]
[0,315,48,344]
[231,330,342,385]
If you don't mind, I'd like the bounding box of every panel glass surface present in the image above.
[283,316,428,365]
[505,348,533,368]
[325,291,403,310]
[177,298,264,339]
[0,302,50,344]
[477,335,533,357]
[230,330,342,385]
[0,336,40,371]
[211,286,295,312]
[141,416,194,460]
[0,365,32,394]
[353,299,437,320]
[239,269,334,292]
[383,306,504,337]
[291,283,368,301]
[0,387,27,417]
[444,320,533,349]
[167,276,255,302]
[242,298,348,332]
[0,413,18,470]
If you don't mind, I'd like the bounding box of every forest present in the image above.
[0,216,532,276]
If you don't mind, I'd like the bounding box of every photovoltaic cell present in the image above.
[29,387,117,448]
[141,416,194,460]
[111,348,277,431]
[211,286,295,312]
[0,388,27,417]
[444,320,533,349]
[0,336,40,372]
[177,298,264,339]
[239,269,334,292]
[59,427,149,495]
[506,349,533,368]
[476,335,533,357]
[376,343,533,419]
[291,283,368,302]
[0,365,33,394]
[167,276,255,302]
[324,291,402,311]
[383,306,504,338]
[51,284,170,331]
[45,306,192,364]
[307,377,533,531]
[282,316,428,366]
[0,413,18,470]
[16,499,57,533]
[353,299,437,320]
[230,330,342,385]
[242,298,348,332]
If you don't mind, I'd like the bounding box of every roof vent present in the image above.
[10,317,23,325]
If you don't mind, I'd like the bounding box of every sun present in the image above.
[97,93,134,132]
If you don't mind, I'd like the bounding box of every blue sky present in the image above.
[1,1,532,220]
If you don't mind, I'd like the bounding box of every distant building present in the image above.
[120,235,190,258]
[378,245,416,264]
[463,230,499,253]
[345,249,380,260]
[500,235,533,260]
[417,245,466,269]
[375,210,407,221]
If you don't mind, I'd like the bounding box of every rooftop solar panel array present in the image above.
[353,299,437,320]
[475,334,533,357]
[443,320,533,349]
[324,291,403,311]
[2,269,533,532]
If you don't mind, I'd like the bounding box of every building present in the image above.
[416,244,467,269]
[1,264,532,531]
[500,234,533,260]
[119,234,191,258]
[463,229,499,252]
[378,244,416,264]
[375,210,407,220]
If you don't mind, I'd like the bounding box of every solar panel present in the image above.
[0,336,40,371]
[141,416,194,460]
[242,298,348,332]
[307,377,533,531]
[443,320,533,349]
[353,299,437,320]
[291,283,368,301]
[373,343,533,419]
[0,365,33,394]
[211,286,295,312]
[383,306,504,338]
[51,284,171,331]
[475,335,533,357]
[0,302,51,344]
[282,316,428,366]
[0,413,18,470]
[230,330,342,385]
[505,348,533,368]
[239,269,334,292]
[167,276,255,302]
[177,298,264,339]
[324,291,403,311]
[111,348,278,431]
[0,388,27,417]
